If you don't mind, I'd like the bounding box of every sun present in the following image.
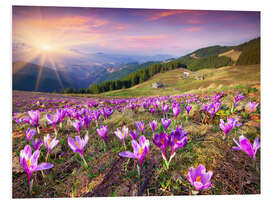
[40,44,53,52]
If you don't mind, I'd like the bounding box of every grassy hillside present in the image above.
[84,37,260,94]
[101,64,260,97]
[188,45,233,58]
[218,49,242,62]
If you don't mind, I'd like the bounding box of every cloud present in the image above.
[149,10,190,21]
[183,26,202,32]
[187,19,202,25]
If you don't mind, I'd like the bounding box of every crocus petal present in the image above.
[253,136,261,155]
[232,146,241,150]
[201,181,211,190]
[50,138,59,150]
[119,151,136,158]
[35,163,54,171]
[194,181,204,191]
[83,133,89,148]
[24,145,32,159]
[131,140,140,154]
[67,137,77,152]
[201,171,213,184]
[188,167,196,182]
[75,136,81,146]
[30,150,40,167]
[139,135,146,146]
[239,136,254,158]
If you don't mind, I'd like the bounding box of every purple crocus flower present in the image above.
[161,118,171,131]
[187,164,213,191]
[119,135,150,169]
[185,105,192,119]
[152,132,170,158]
[56,109,66,128]
[13,117,22,125]
[102,107,114,120]
[114,126,129,148]
[172,105,180,119]
[20,145,53,192]
[130,129,139,141]
[169,126,188,156]
[202,103,209,115]
[70,119,83,135]
[28,110,40,134]
[92,110,101,125]
[162,104,169,114]
[68,134,89,166]
[234,92,245,107]
[22,116,31,124]
[227,117,242,128]
[219,117,240,138]
[219,119,233,137]
[247,101,259,113]
[46,113,59,135]
[97,125,108,145]
[32,138,43,151]
[232,135,260,160]
[81,114,92,130]
[150,107,156,115]
[44,134,59,160]
[135,120,145,134]
[208,102,221,119]
[25,128,36,143]
[149,120,158,135]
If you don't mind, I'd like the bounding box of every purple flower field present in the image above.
[12,89,260,197]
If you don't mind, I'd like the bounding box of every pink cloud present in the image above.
[149,10,191,21]
[187,19,202,25]
[183,26,202,32]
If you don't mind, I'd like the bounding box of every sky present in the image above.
[12,6,260,58]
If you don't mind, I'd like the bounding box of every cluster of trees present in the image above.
[236,37,260,65]
[175,54,234,71]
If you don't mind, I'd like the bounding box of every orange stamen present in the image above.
[196,176,201,182]
[139,147,144,155]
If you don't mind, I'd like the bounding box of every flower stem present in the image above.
[81,155,88,169]
[103,140,107,152]
[254,159,257,172]
[137,164,141,178]
[123,141,126,150]
[45,152,49,162]
[37,126,40,134]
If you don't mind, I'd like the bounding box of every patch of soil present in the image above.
[12,131,24,138]
[54,157,81,180]
[82,156,126,197]
[213,146,260,194]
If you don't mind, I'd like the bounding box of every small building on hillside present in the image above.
[195,75,205,80]
[183,72,190,77]
[152,82,164,88]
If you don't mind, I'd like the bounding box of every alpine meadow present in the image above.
[12,6,261,198]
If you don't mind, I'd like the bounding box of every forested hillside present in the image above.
[235,38,260,65]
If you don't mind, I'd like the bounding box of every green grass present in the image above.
[100,64,260,97]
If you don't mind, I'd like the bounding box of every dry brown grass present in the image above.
[219,49,242,61]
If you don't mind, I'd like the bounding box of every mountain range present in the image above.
[12,52,171,92]
[12,37,260,93]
